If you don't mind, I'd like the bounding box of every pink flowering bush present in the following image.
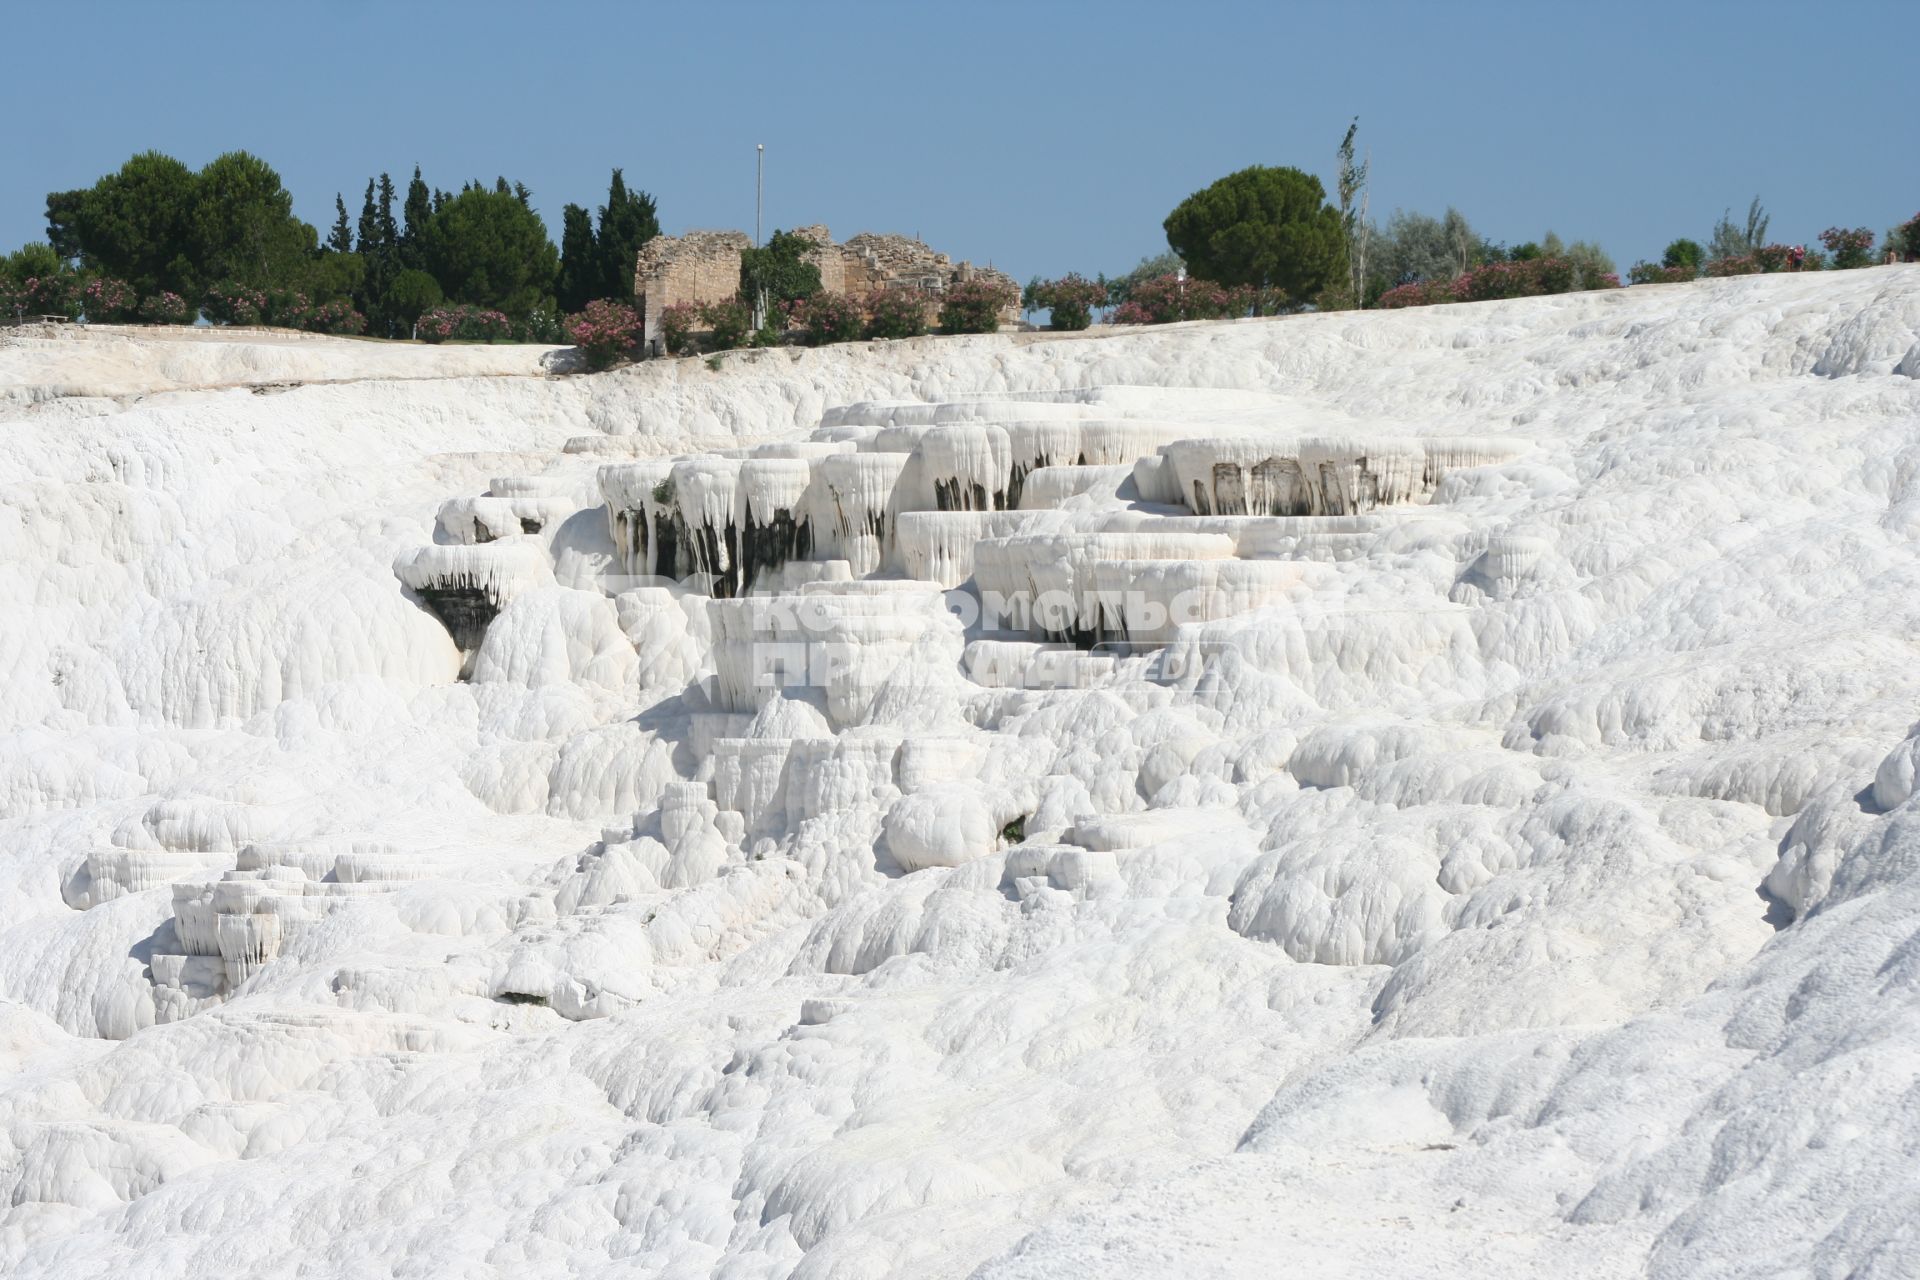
[138,291,194,324]
[205,282,268,326]
[267,289,315,329]
[939,277,1018,334]
[1628,262,1695,285]
[1896,213,1920,261]
[1378,257,1621,310]
[659,301,701,354]
[1375,278,1458,309]
[566,299,642,369]
[12,273,82,319]
[1705,255,1761,277]
[1031,274,1107,330]
[1752,244,1794,273]
[866,288,931,339]
[1818,226,1874,270]
[791,291,864,346]
[306,299,365,335]
[1109,273,1246,324]
[81,276,136,323]
[416,304,513,343]
[1454,260,1545,302]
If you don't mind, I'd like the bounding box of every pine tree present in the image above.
[556,203,598,314]
[401,166,432,270]
[327,194,354,255]
[594,169,660,302]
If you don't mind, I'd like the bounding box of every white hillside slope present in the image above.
[2,269,1918,1278]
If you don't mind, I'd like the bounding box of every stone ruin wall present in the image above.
[635,225,1021,351]
[633,230,751,351]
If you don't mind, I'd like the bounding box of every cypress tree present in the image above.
[594,169,659,302]
[556,203,598,314]
[356,179,378,256]
[401,166,432,270]
[327,194,354,254]
[375,173,400,256]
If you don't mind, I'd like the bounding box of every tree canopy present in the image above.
[31,149,648,333]
[45,151,207,297]
[739,229,822,312]
[418,183,559,318]
[1163,165,1347,308]
[189,151,315,288]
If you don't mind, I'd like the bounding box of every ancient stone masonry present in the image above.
[634,224,1021,351]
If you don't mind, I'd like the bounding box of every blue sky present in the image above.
[5,0,1912,282]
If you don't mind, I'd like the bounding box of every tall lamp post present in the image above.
[752,144,766,331]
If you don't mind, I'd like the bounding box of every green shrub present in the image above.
[1661,239,1704,272]
[1628,261,1695,285]
[660,302,701,355]
[1893,212,1920,261]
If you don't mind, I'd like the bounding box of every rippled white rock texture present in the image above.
[4,269,1920,1277]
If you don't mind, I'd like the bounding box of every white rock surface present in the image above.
[3,269,1920,1277]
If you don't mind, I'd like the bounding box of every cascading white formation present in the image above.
[381,403,1528,901]
[14,273,1920,1280]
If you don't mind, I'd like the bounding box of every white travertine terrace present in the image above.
[7,269,1920,1278]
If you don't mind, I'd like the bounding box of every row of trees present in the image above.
[1028,121,1913,331]
[1626,198,1920,283]
[4,151,662,339]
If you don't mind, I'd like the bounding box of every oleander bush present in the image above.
[1628,262,1696,285]
[1031,274,1107,330]
[138,290,194,324]
[1375,278,1458,309]
[416,303,512,343]
[81,275,137,323]
[659,302,702,355]
[699,295,754,351]
[1818,226,1874,270]
[1704,255,1761,277]
[1109,273,1245,324]
[791,291,864,346]
[566,299,642,369]
[866,288,930,339]
[939,277,1017,335]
